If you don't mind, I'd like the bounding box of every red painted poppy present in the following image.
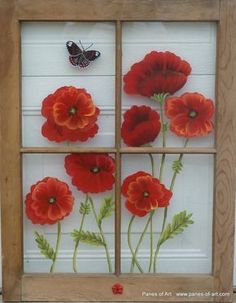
[123,51,191,97]
[121,105,161,146]
[165,92,215,137]
[65,153,115,193]
[25,177,74,225]
[41,86,100,142]
[122,171,172,217]
[112,283,123,295]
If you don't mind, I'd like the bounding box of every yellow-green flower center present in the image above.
[91,167,100,174]
[188,110,198,118]
[69,107,77,115]
[48,197,56,204]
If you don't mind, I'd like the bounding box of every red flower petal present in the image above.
[53,102,90,129]
[65,154,115,193]
[25,177,74,225]
[112,283,123,295]
[42,120,99,143]
[47,204,62,221]
[165,92,214,138]
[125,200,148,217]
[76,93,96,116]
[124,51,191,97]
[41,120,68,142]
[121,171,150,197]
[157,183,173,207]
[41,94,56,121]
[41,86,99,142]
[64,123,99,142]
[122,172,172,217]
[121,105,161,146]
[164,97,189,118]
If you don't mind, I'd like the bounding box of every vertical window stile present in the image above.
[115,20,122,275]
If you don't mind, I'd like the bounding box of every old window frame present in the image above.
[0,0,236,301]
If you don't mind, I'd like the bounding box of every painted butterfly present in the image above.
[66,40,101,68]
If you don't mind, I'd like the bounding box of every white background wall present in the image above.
[1,21,236,287]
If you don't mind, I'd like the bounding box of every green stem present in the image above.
[72,216,86,273]
[148,153,155,272]
[131,93,169,273]
[149,96,166,271]
[148,153,155,177]
[128,215,144,273]
[159,154,166,182]
[161,206,168,234]
[161,138,189,233]
[153,138,189,272]
[148,212,153,272]
[153,241,161,273]
[159,100,167,148]
[72,194,89,273]
[89,196,113,273]
[158,94,168,182]
[130,211,154,272]
[50,221,61,273]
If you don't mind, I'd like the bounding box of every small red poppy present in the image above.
[65,153,115,193]
[124,51,191,98]
[25,177,74,225]
[165,92,215,138]
[121,105,161,146]
[41,86,100,142]
[122,171,172,217]
[112,283,123,295]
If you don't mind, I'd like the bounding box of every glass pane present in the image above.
[21,22,115,147]
[122,22,216,148]
[23,153,115,273]
[121,154,213,273]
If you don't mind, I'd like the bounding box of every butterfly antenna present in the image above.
[85,43,94,51]
[79,40,85,51]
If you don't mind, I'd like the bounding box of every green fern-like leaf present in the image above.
[71,230,105,246]
[79,201,91,215]
[172,159,183,174]
[97,196,115,226]
[158,211,194,246]
[162,122,168,132]
[34,231,55,260]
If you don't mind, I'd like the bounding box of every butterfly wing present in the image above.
[66,41,83,66]
[66,41,82,55]
[77,50,100,68]
[77,54,90,68]
[69,54,83,66]
[84,50,101,61]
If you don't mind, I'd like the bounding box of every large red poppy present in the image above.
[41,86,100,142]
[123,51,191,97]
[121,105,161,146]
[165,92,215,137]
[25,177,74,225]
[65,153,115,193]
[122,171,172,217]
